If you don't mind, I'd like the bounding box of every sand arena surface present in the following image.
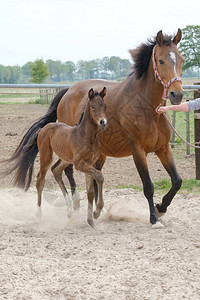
[0,103,200,299]
[0,188,200,300]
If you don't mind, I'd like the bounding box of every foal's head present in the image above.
[88,87,107,130]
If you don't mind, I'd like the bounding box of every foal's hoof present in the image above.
[152,221,164,229]
[72,190,81,211]
[35,206,42,219]
[93,210,101,219]
[67,203,74,218]
[87,218,96,229]
[155,204,166,218]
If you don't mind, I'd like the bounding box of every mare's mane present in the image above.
[129,35,172,80]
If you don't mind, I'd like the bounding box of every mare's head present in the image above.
[130,29,184,105]
[154,29,184,104]
[88,87,107,130]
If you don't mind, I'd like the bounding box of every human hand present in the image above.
[156,106,168,114]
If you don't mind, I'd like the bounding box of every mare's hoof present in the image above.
[155,204,166,218]
[152,221,164,229]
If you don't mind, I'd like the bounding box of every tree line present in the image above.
[0,25,199,84]
[0,56,132,84]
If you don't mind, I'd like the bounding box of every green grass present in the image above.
[114,178,200,194]
[0,94,36,98]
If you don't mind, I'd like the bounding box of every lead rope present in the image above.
[163,112,200,149]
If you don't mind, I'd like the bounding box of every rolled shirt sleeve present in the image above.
[188,98,200,111]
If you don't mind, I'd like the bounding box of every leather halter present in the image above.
[152,45,182,102]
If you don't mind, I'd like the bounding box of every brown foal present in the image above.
[36,87,107,227]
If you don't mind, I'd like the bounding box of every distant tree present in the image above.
[46,59,62,82]
[62,61,76,82]
[0,65,11,83]
[30,59,49,83]
[9,66,21,83]
[179,25,200,71]
[101,56,110,78]
[22,62,32,79]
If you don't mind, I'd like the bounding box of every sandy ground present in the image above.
[0,104,200,300]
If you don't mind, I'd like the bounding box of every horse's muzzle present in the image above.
[99,118,107,130]
[169,90,184,105]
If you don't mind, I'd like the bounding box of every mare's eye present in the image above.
[91,106,95,111]
[159,59,164,65]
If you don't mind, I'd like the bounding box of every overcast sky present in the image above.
[0,0,199,66]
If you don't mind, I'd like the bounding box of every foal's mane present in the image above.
[129,34,172,80]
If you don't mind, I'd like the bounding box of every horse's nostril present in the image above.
[170,91,175,98]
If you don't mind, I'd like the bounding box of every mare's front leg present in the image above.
[132,147,163,228]
[155,145,182,216]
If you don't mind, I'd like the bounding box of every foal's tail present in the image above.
[0,88,68,190]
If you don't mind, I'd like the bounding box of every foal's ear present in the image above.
[88,88,94,99]
[156,30,164,46]
[173,28,182,45]
[100,87,107,99]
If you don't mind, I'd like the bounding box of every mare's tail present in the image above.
[0,88,68,190]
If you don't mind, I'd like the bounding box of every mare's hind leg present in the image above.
[64,164,81,210]
[155,145,182,217]
[51,159,74,218]
[36,149,53,218]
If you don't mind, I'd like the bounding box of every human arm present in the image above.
[156,102,189,114]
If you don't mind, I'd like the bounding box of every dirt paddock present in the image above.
[0,104,200,300]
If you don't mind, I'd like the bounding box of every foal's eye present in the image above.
[91,106,95,111]
[159,59,164,65]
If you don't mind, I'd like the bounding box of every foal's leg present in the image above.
[64,164,81,210]
[132,147,162,227]
[51,159,74,218]
[155,145,182,216]
[94,155,106,205]
[86,174,95,228]
[76,163,104,227]
[36,149,53,218]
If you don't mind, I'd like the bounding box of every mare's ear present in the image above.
[156,30,164,46]
[100,87,107,99]
[88,88,94,99]
[173,28,182,45]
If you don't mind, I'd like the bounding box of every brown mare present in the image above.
[3,88,107,227]
[2,29,184,228]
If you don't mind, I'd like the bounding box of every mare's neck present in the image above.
[79,100,98,141]
[141,58,164,109]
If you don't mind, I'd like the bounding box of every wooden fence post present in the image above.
[194,82,200,180]
[186,99,190,156]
